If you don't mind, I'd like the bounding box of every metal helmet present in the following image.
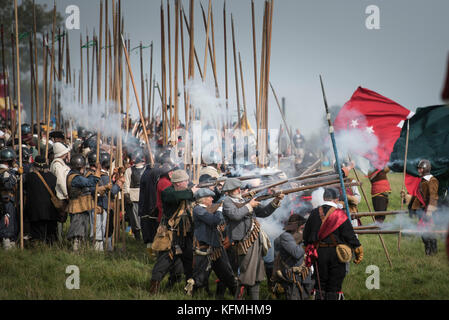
[77,127,89,139]
[21,123,31,135]
[87,150,98,166]
[133,148,145,163]
[99,152,111,168]
[0,147,16,162]
[418,159,431,175]
[70,154,86,170]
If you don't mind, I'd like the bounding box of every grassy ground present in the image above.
[0,171,448,300]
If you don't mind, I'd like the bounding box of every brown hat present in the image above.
[171,169,189,183]
[284,214,307,232]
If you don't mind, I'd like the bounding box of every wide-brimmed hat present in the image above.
[171,169,189,183]
[222,178,242,192]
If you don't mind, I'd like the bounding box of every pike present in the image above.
[45,2,57,161]
[33,0,40,149]
[319,75,351,220]
[13,0,24,249]
[121,34,154,165]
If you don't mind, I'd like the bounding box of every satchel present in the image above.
[35,170,68,223]
[152,225,173,252]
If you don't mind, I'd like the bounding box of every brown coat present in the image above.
[411,176,439,210]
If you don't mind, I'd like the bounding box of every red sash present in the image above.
[318,208,348,241]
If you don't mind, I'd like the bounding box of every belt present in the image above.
[318,242,337,248]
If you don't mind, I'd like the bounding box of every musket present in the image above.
[254,178,351,202]
[355,230,401,235]
[242,173,341,199]
[197,171,282,188]
[350,210,407,219]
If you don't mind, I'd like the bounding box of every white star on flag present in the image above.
[350,119,359,128]
[366,126,375,134]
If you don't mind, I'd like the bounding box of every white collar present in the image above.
[0,164,8,169]
[423,174,433,181]
[322,201,339,208]
[198,204,207,208]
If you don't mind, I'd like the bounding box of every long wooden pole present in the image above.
[223,1,229,126]
[174,0,180,135]
[251,0,258,117]
[202,0,212,81]
[181,5,203,80]
[14,0,24,250]
[231,15,241,128]
[121,34,154,165]
[33,1,40,149]
[45,3,57,161]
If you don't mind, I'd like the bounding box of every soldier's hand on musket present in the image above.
[249,198,260,208]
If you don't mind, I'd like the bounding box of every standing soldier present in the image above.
[24,155,59,244]
[66,154,100,251]
[50,142,71,241]
[303,187,363,300]
[367,166,391,223]
[222,178,284,300]
[149,169,198,294]
[406,159,439,255]
[123,149,146,241]
[184,188,237,297]
[0,148,19,249]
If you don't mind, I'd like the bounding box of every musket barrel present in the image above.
[351,211,407,218]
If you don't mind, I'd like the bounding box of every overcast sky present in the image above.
[36,0,449,137]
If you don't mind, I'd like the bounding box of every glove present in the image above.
[17,167,24,175]
[353,246,364,264]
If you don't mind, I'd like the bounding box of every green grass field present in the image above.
[0,171,448,300]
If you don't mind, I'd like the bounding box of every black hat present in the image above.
[323,187,340,201]
[284,214,307,232]
[70,154,86,170]
[33,155,48,169]
[49,131,65,140]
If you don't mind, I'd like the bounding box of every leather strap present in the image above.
[34,170,56,199]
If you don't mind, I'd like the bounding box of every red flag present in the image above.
[334,87,414,169]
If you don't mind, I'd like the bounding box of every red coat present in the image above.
[156,176,172,222]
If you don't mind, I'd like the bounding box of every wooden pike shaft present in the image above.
[231,15,241,127]
[161,3,168,145]
[167,0,173,133]
[14,0,24,250]
[223,1,229,123]
[29,35,35,137]
[199,2,219,94]
[181,5,203,80]
[174,0,179,133]
[45,4,57,161]
[202,0,212,80]
[121,34,154,164]
[251,0,258,114]
[140,42,145,119]
[33,0,40,135]
[353,225,380,230]
[238,52,248,125]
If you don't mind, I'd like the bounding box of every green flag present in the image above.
[389,105,449,193]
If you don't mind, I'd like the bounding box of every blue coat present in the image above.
[193,205,223,248]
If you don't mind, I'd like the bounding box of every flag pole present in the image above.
[319,75,351,220]
[401,119,410,210]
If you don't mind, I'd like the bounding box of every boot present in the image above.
[94,240,104,252]
[423,239,432,255]
[134,230,142,241]
[215,280,226,299]
[149,280,161,295]
[431,239,438,255]
[247,284,260,300]
[184,278,195,296]
[326,291,338,300]
[73,238,80,252]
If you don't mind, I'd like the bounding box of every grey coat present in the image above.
[274,232,305,268]
[222,195,277,242]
